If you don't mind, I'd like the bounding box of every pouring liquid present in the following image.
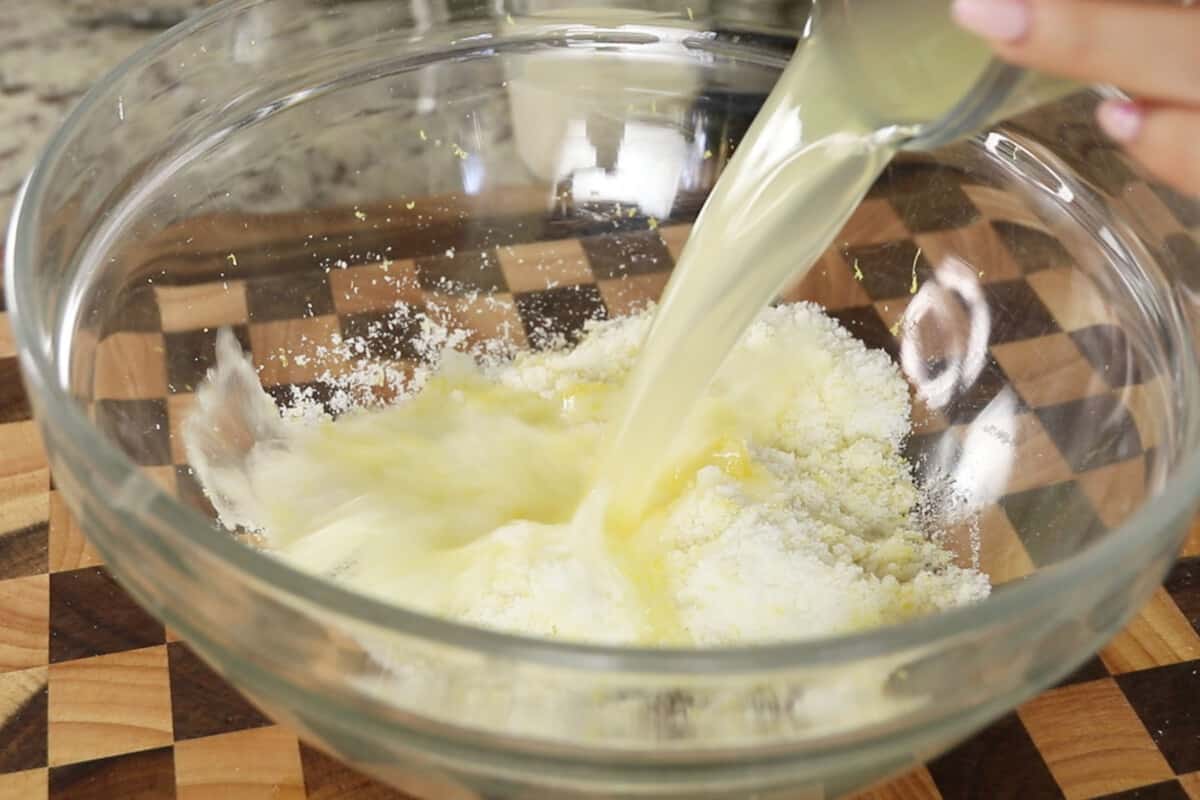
[599,1,1071,525]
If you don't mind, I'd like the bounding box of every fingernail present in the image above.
[1097,100,1143,143]
[951,0,1032,43]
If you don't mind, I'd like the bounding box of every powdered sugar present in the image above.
[185,301,989,646]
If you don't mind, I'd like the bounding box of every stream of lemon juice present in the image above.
[581,3,1075,639]
[598,10,995,526]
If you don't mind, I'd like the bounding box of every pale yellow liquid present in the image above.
[601,2,1072,523]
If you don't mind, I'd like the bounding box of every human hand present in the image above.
[950,0,1200,195]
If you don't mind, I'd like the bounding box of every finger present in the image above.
[1097,99,1200,195]
[951,0,1200,106]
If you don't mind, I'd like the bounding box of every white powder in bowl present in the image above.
[185,302,988,646]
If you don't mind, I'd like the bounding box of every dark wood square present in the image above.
[167,641,270,741]
[1071,140,1138,196]
[0,357,33,423]
[49,568,165,663]
[98,285,163,337]
[904,430,960,476]
[999,481,1106,568]
[839,240,932,300]
[1117,660,1200,775]
[1165,234,1198,275]
[827,305,899,360]
[339,310,427,362]
[981,280,1060,344]
[878,162,983,233]
[927,712,1063,800]
[541,208,657,242]
[1151,183,1200,228]
[92,399,171,467]
[263,382,340,418]
[299,743,410,799]
[579,231,672,280]
[514,285,608,349]
[415,248,506,294]
[942,360,1022,426]
[1034,394,1143,473]
[163,325,252,394]
[991,221,1076,273]
[0,521,49,581]
[1052,655,1110,689]
[48,746,175,800]
[245,270,337,323]
[173,466,217,518]
[1163,556,1200,637]
[1069,325,1149,388]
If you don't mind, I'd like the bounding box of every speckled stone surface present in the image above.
[0,0,219,227]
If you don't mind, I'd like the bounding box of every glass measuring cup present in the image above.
[813,0,1079,149]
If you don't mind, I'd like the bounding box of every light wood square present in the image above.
[0,420,48,479]
[962,185,1046,227]
[839,197,911,246]
[175,725,305,800]
[93,332,168,400]
[1181,772,1200,800]
[1183,516,1200,559]
[248,315,343,387]
[0,575,48,673]
[0,469,50,541]
[1099,587,1200,674]
[140,465,178,497]
[167,393,197,465]
[976,504,1036,585]
[48,645,173,767]
[1005,414,1077,493]
[599,273,671,317]
[1078,458,1148,530]
[851,767,941,800]
[424,291,528,350]
[1027,268,1114,332]
[0,313,15,359]
[156,280,250,333]
[1019,678,1173,799]
[915,219,1022,284]
[498,239,593,294]
[1121,183,1189,241]
[780,251,874,311]
[0,768,46,800]
[48,492,103,573]
[328,259,423,315]
[1121,380,1165,451]
[992,333,1108,408]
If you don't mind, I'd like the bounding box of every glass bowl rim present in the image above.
[6,0,1199,676]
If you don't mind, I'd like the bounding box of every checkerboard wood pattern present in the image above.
[2,156,1199,799]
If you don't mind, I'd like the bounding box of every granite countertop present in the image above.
[0,0,217,228]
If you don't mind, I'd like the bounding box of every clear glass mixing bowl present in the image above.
[6,1,1200,797]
